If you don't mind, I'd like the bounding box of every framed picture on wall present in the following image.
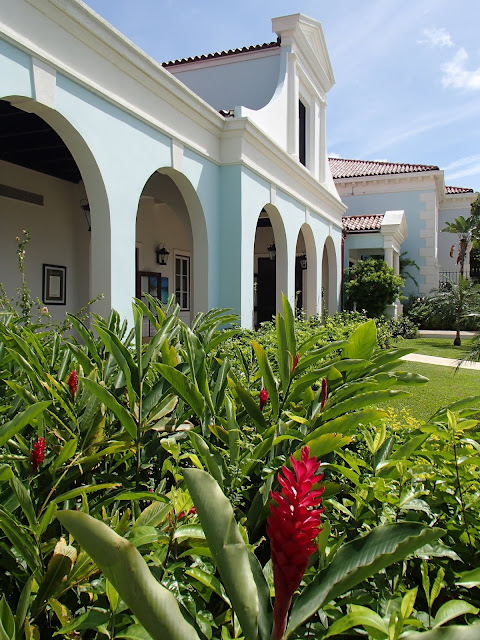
[42,264,66,305]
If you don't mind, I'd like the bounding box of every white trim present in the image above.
[174,250,191,311]
[167,46,281,73]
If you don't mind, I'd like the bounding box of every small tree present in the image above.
[428,275,480,346]
[344,258,404,318]
[442,215,472,277]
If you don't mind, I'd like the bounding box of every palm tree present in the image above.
[442,215,472,277]
[428,275,480,346]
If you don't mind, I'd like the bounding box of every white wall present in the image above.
[170,52,281,112]
[0,159,90,323]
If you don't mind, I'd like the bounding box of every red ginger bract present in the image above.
[267,446,325,640]
[68,370,77,401]
[31,437,46,472]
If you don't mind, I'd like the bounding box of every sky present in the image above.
[82,0,480,192]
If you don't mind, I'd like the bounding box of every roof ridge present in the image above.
[162,38,281,67]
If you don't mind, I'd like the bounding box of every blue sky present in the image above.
[83,0,480,191]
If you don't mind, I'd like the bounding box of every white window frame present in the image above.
[174,251,191,311]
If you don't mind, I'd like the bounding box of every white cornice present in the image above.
[440,192,477,210]
[334,171,442,196]
[222,118,345,227]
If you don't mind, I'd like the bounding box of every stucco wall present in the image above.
[0,160,90,322]
[170,52,281,112]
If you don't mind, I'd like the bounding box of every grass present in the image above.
[402,337,473,360]
[382,360,480,422]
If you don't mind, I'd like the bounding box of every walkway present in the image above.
[401,353,480,370]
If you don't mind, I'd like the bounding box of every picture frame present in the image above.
[42,264,66,305]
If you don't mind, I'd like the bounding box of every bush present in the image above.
[344,258,405,317]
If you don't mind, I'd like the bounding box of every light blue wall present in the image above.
[0,40,32,98]
[342,190,434,297]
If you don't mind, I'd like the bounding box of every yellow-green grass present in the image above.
[382,360,480,423]
[402,337,473,360]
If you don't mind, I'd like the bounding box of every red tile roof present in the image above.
[163,40,281,67]
[329,157,439,179]
[445,185,474,194]
[342,214,384,232]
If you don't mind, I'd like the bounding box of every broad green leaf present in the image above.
[15,575,33,640]
[32,538,77,613]
[106,580,119,613]
[134,502,171,529]
[276,313,290,392]
[0,596,15,640]
[297,433,351,459]
[51,438,77,473]
[94,324,139,403]
[306,409,388,441]
[287,523,443,636]
[0,402,51,447]
[342,320,377,360]
[432,601,479,628]
[0,508,41,575]
[323,605,388,638]
[127,526,169,548]
[404,625,480,640]
[390,434,429,461]
[186,567,231,605]
[320,390,410,422]
[234,383,267,431]
[57,510,200,640]
[155,364,205,419]
[10,475,37,532]
[52,483,119,505]
[80,378,137,440]
[184,469,265,640]
[116,623,154,640]
[456,568,480,588]
[189,432,224,488]
[401,587,418,620]
[252,341,279,418]
[281,293,296,358]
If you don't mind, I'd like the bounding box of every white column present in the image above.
[318,101,327,184]
[287,52,299,158]
[384,246,394,268]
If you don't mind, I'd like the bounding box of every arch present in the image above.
[135,167,208,327]
[297,223,318,316]
[252,203,288,326]
[322,235,338,315]
[0,95,111,318]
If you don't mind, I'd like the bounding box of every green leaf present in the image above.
[80,378,137,440]
[234,383,267,431]
[184,469,265,640]
[456,568,480,588]
[0,402,51,447]
[342,320,377,360]
[116,624,153,640]
[155,364,205,419]
[307,409,388,440]
[52,483,119,505]
[323,605,388,638]
[281,293,296,358]
[297,433,351,459]
[432,601,479,628]
[94,324,139,403]
[32,538,77,612]
[51,438,77,473]
[15,575,33,640]
[9,475,37,532]
[252,341,279,418]
[57,510,200,640]
[275,313,290,392]
[189,432,224,488]
[404,626,480,640]
[0,508,41,575]
[186,567,231,605]
[390,434,429,461]
[320,390,410,422]
[287,523,443,636]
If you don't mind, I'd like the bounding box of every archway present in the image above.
[0,97,109,321]
[295,224,317,316]
[322,236,338,315]
[253,205,287,326]
[135,168,207,333]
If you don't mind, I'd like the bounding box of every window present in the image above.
[298,100,306,166]
[175,254,190,310]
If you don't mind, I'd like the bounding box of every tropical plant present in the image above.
[428,275,480,345]
[344,258,405,317]
[400,251,420,288]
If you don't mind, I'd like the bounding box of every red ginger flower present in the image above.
[68,370,78,401]
[31,437,46,472]
[291,353,299,375]
[259,387,268,411]
[320,377,328,411]
[267,446,325,640]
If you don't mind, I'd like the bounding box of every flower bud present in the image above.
[259,387,268,411]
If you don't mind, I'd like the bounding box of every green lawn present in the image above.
[382,360,480,422]
[402,337,473,359]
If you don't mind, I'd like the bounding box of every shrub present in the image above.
[344,258,405,317]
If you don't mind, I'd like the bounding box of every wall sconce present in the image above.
[300,254,307,270]
[155,244,170,265]
[267,243,276,261]
[80,199,91,231]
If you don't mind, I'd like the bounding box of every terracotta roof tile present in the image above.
[329,157,439,179]
[342,214,384,232]
[162,39,281,67]
[445,185,474,194]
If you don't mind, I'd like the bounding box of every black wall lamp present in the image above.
[300,254,307,270]
[80,199,91,231]
[155,244,170,265]
[267,243,276,261]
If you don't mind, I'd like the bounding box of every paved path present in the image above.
[401,352,480,370]
[418,330,477,339]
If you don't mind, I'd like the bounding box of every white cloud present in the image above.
[443,154,480,183]
[442,47,480,90]
[328,151,341,159]
[419,27,454,48]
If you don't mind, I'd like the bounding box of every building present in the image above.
[330,158,477,313]
[0,2,345,333]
